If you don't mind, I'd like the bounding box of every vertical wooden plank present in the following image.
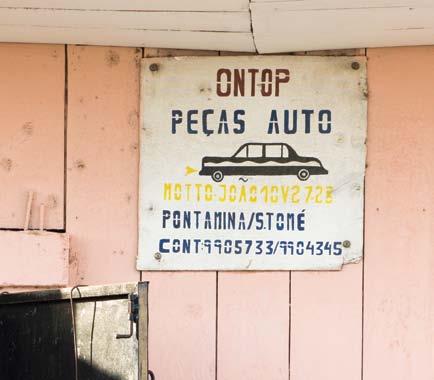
[212,49,290,380]
[141,48,218,380]
[364,46,434,380]
[288,47,365,380]
[138,282,149,380]
[67,45,141,284]
[141,272,217,380]
[218,272,290,380]
[0,43,64,229]
[290,264,362,380]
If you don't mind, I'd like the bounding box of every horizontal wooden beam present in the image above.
[251,3,434,53]
[0,0,249,12]
[0,8,251,33]
[0,26,256,51]
[0,231,69,287]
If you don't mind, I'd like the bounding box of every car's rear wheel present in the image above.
[297,168,310,181]
[211,170,224,182]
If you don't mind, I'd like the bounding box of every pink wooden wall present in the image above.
[0,44,432,380]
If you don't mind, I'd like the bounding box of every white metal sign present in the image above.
[138,56,367,270]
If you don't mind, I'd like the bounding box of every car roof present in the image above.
[242,143,290,147]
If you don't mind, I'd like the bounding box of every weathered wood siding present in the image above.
[0,44,433,380]
[364,46,434,380]
[0,44,64,230]
[66,46,141,284]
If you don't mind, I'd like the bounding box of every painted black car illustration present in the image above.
[199,143,328,182]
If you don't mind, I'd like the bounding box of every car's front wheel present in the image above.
[211,170,224,182]
[297,168,310,181]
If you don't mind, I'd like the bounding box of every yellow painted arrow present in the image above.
[185,166,198,176]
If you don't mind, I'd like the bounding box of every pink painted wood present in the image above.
[364,46,434,380]
[141,272,217,380]
[66,46,141,284]
[0,43,432,380]
[0,44,65,229]
[0,230,69,286]
[290,265,362,380]
[141,47,218,380]
[289,48,366,380]
[218,272,290,380]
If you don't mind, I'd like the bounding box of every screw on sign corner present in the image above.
[149,63,159,72]
[343,240,351,248]
[351,62,360,70]
[154,252,162,260]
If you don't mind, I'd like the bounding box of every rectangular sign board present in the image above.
[138,56,367,270]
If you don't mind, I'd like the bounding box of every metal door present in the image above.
[0,282,148,380]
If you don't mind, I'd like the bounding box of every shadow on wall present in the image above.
[0,290,134,380]
[77,359,123,380]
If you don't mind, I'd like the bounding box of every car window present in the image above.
[265,145,282,158]
[247,144,263,158]
[285,145,298,159]
[234,146,247,158]
[283,145,297,158]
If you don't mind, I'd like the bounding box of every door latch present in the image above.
[116,293,139,339]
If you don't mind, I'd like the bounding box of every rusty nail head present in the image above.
[149,63,159,72]
[154,252,162,260]
[351,61,360,70]
[343,240,351,248]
